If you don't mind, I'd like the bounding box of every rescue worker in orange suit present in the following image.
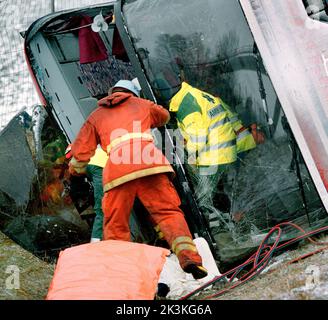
[68,79,208,279]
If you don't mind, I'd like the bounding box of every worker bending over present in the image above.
[168,78,264,232]
[69,79,207,279]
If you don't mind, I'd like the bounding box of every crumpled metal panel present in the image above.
[0,114,35,208]
[240,0,328,209]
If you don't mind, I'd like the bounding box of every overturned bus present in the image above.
[13,0,328,270]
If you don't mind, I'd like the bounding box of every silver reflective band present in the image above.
[237,129,252,141]
[229,116,239,123]
[209,117,230,131]
[209,221,221,228]
[189,134,207,143]
[209,213,220,220]
[205,139,236,152]
[207,104,225,119]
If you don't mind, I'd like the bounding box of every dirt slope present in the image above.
[0,231,54,300]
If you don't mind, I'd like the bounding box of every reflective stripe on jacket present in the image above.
[169,82,237,166]
[221,102,256,154]
[70,92,174,192]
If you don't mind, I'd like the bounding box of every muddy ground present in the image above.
[1,230,328,300]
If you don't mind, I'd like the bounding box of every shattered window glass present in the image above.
[123,0,327,269]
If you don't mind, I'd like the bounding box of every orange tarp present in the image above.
[46,240,170,300]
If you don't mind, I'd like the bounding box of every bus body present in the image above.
[23,0,328,269]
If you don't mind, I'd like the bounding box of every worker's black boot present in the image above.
[156,283,170,298]
[184,264,208,280]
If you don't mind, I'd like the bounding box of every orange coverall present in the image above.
[70,91,202,270]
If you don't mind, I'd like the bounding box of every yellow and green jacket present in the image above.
[88,147,108,168]
[221,102,256,154]
[169,82,237,166]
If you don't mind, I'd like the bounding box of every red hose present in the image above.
[179,222,328,300]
